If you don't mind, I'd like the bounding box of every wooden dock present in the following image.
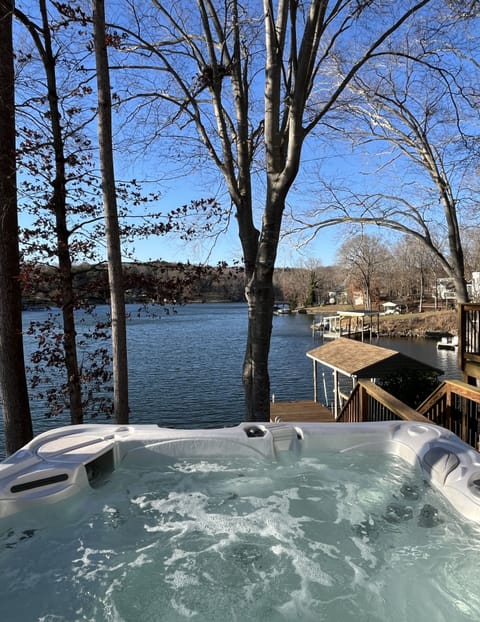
[312,311,379,342]
[270,400,335,423]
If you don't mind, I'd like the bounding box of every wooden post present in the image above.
[457,303,465,374]
[360,384,369,422]
[333,370,338,419]
[461,398,468,443]
[313,359,318,403]
[445,384,452,432]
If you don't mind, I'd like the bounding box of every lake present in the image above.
[0,303,462,459]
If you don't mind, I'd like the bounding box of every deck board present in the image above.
[270,400,335,423]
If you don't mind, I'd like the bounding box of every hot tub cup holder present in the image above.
[244,426,266,438]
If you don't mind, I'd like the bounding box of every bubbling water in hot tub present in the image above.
[1,444,480,621]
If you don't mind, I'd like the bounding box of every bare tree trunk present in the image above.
[364,284,371,310]
[435,153,468,304]
[449,256,468,304]
[243,246,276,421]
[93,0,129,423]
[0,0,33,455]
[419,271,424,313]
[242,195,283,420]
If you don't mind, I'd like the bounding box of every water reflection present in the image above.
[377,336,461,381]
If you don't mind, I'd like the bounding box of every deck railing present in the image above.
[458,303,480,376]
[338,380,430,424]
[417,379,480,449]
[338,379,480,450]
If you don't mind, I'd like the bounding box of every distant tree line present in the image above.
[22,226,480,314]
[275,230,480,311]
[21,261,246,307]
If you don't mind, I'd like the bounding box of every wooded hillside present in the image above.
[21,261,247,307]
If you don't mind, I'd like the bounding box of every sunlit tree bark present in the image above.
[0,0,33,454]
[93,0,129,424]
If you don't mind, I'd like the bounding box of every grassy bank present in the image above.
[306,306,457,339]
[377,309,456,338]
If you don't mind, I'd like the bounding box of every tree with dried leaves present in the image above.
[15,0,86,424]
[13,2,224,428]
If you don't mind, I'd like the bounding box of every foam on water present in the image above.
[1,452,480,621]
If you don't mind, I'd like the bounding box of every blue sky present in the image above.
[131,219,342,267]
[112,138,347,268]
[125,179,343,268]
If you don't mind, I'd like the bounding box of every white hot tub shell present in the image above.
[0,421,479,522]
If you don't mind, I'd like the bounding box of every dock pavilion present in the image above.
[313,310,380,342]
[271,338,442,422]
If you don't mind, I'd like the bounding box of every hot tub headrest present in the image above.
[422,446,460,485]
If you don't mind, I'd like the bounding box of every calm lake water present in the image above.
[0,303,462,458]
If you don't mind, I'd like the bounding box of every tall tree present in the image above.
[391,237,440,312]
[0,0,33,454]
[337,234,390,309]
[93,0,129,424]
[112,0,434,420]
[15,1,85,423]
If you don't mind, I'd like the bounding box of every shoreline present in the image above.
[305,306,456,340]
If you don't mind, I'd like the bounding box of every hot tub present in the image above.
[1,421,480,621]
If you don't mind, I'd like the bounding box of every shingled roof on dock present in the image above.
[307,338,442,378]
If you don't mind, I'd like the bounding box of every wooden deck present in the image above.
[270,400,335,423]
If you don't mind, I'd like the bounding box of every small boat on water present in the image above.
[273,303,291,315]
[437,335,458,351]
